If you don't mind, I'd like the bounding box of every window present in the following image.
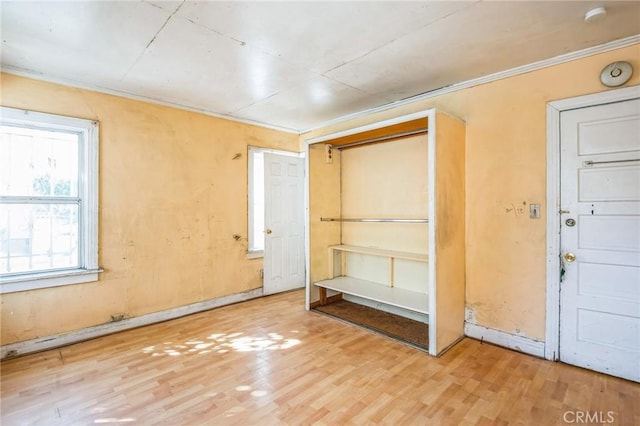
[0,107,100,293]
[248,148,265,258]
[247,147,303,259]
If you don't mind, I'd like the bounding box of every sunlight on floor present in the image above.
[236,385,268,397]
[141,331,301,356]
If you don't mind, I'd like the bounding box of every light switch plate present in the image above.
[530,203,541,219]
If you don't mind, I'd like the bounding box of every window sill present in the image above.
[0,268,103,294]
[247,250,264,260]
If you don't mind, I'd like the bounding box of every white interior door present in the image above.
[263,153,305,295]
[559,98,640,382]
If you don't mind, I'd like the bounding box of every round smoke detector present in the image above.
[600,61,633,87]
[585,7,607,23]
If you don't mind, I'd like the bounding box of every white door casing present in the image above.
[546,86,640,360]
[263,153,305,295]
[558,97,640,382]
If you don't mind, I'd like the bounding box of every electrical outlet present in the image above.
[465,306,476,324]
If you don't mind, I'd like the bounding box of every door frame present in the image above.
[545,85,640,361]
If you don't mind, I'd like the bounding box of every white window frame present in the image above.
[0,107,101,293]
[247,146,303,259]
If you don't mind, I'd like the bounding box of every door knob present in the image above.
[265,229,272,234]
[563,252,576,263]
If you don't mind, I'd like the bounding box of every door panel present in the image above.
[263,153,305,295]
[578,115,640,155]
[578,262,640,301]
[578,215,639,251]
[577,309,639,350]
[579,165,640,200]
[559,97,640,382]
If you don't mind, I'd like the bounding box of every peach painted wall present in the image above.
[302,44,640,341]
[307,143,341,299]
[0,73,299,345]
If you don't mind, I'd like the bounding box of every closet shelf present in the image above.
[314,276,429,314]
[329,245,428,263]
[320,217,428,223]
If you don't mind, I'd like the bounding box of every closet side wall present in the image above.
[308,144,341,302]
[434,112,466,353]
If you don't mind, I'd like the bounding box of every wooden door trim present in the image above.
[545,85,640,361]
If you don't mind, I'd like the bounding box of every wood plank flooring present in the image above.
[1,290,638,425]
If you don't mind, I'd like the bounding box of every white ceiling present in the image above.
[1,1,639,132]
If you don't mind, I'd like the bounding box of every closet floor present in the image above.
[313,299,428,350]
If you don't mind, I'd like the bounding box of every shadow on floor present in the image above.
[313,299,428,350]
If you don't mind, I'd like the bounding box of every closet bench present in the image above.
[314,245,429,314]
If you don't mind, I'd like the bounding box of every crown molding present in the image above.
[0,65,299,134]
[3,34,638,135]
[302,34,640,134]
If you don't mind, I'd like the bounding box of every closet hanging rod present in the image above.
[329,128,427,150]
[320,218,429,223]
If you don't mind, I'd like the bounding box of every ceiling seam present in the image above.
[183,16,326,78]
[320,1,479,79]
[120,0,186,81]
[231,91,282,113]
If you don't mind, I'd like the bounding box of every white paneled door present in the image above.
[263,153,305,295]
[559,98,640,382]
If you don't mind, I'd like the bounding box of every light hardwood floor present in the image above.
[1,290,638,425]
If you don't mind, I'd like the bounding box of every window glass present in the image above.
[0,125,79,197]
[250,151,265,252]
[1,203,79,274]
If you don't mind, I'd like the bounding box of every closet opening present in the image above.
[311,127,430,349]
[306,109,465,356]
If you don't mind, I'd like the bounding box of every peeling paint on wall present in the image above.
[0,73,300,345]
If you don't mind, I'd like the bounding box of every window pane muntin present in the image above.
[0,203,80,275]
[0,125,80,198]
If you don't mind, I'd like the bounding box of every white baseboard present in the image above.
[1,288,263,360]
[464,322,545,358]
